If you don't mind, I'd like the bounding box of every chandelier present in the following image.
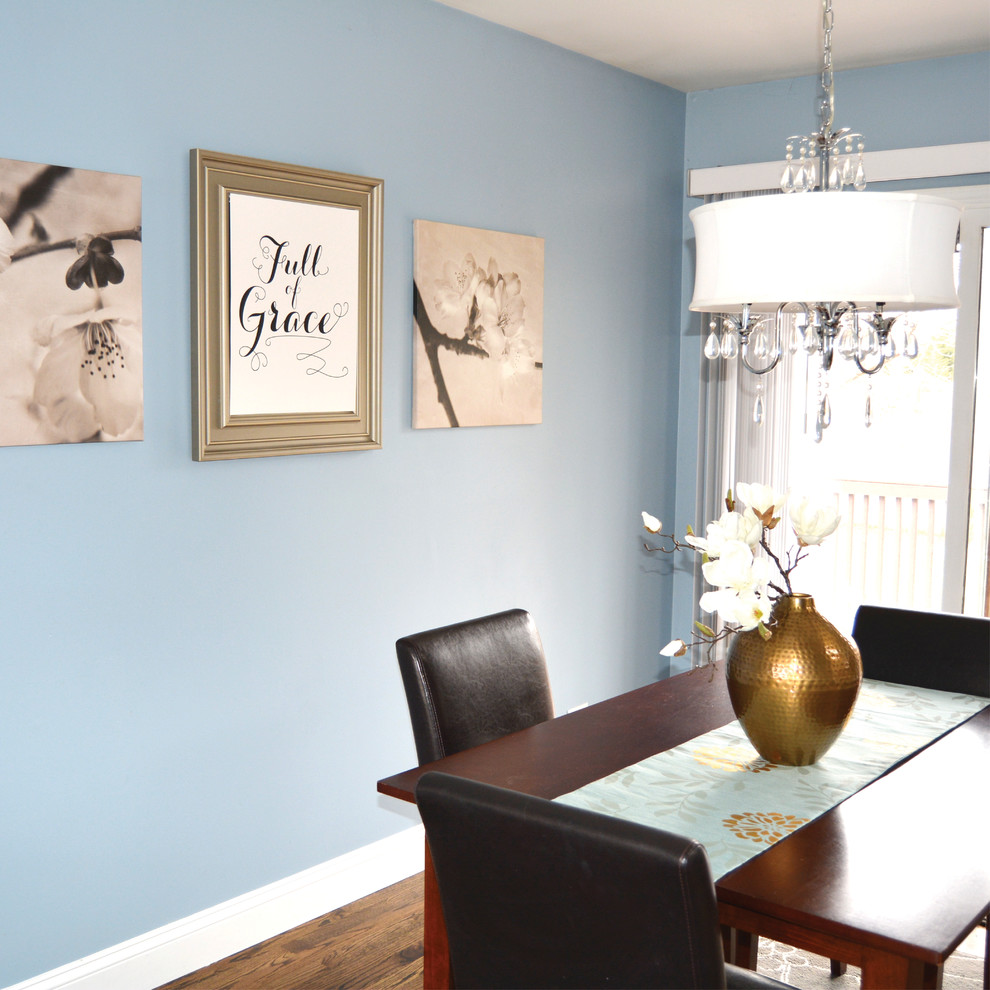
[688,0,961,442]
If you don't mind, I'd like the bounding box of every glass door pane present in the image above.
[961,223,989,615]
[702,188,989,637]
[781,199,989,630]
[783,300,958,633]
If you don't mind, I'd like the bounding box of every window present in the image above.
[700,188,989,631]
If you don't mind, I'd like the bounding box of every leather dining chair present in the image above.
[851,604,990,696]
[416,771,793,990]
[396,608,554,765]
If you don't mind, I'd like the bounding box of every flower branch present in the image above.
[640,514,699,556]
[641,484,841,667]
[760,534,793,597]
[413,280,489,427]
[10,226,142,264]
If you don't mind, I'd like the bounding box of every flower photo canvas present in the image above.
[413,220,543,428]
[0,157,142,447]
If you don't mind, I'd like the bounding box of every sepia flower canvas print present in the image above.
[0,157,142,447]
[413,220,543,428]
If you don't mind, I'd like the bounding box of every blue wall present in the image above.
[3,2,987,982]
[671,52,990,630]
[0,0,685,983]
[685,52,990,170]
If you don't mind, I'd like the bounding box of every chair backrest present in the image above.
[396,608,553,765]
[416,771,728,990]
[852,604,990,697]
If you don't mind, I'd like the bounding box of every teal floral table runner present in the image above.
[555,678,989,879]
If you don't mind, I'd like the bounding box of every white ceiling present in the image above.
[432,0,990,92]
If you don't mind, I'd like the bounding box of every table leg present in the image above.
[720,925,759,969]
[423,840,452,990]
[859,950,935,990]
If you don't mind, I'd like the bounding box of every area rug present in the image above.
[757,926,986,990]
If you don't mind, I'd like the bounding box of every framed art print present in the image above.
[0,157,142,447]
[191,149,382,460]
[413,219,543,429]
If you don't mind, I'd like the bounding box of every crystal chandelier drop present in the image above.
[688,0,961,442]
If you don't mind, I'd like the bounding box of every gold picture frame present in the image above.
[191,149,382,460]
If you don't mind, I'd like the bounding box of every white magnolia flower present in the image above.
[639,479,842,662]
[466,268,536,392]
[701,540,770,595]
[32,307,143,442]
[735,482,787,526]
[789,494,841,546]
[699,587,772,631]
[641,511,662,534]
[0,217,13,273]
[433,254,483,321]
[685,508,762,556]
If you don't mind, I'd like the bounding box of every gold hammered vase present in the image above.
[726,594,862,766]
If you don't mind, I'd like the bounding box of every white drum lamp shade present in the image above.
[689,192,962,315]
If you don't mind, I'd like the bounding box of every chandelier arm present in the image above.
[852,306,897,374]
[815,301,860,372]
[783,301,812,350]
[738,301,796,375]
[719,312,747,335]
[818,326,836,372]
[740,345,783,376]
[853,351,886,375]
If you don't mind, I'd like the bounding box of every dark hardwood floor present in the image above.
[155,873,424,990]
[155,871,986,990]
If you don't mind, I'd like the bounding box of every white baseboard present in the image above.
[6,825,425,990]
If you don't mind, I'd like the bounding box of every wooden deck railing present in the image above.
[800,480,989,622]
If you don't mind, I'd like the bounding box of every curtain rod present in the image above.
[688,141,990,198]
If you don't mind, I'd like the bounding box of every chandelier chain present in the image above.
[783,0,864,195]
[820,0,835,136]
[693,0,960,442]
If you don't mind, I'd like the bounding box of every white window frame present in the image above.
[687,142,990,617]
[942,193,989,611]
[688,141,990,198]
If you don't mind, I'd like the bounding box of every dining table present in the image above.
[376,661,990,990]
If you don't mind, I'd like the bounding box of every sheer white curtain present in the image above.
[695,186,990,631]
[695,189,796,606]
[688,146,990,633]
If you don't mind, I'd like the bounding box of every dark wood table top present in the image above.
[378,664,990,983]
[378,662,735,803]
[717,705,990,964]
